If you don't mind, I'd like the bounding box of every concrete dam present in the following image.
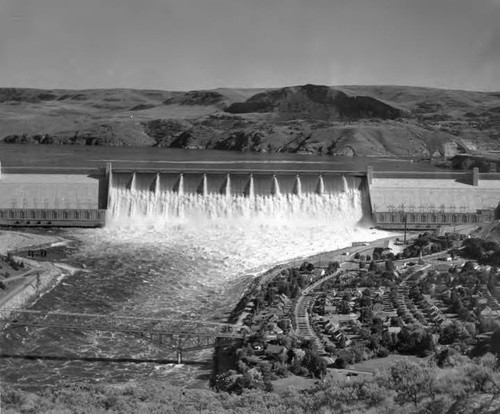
[108,167,368,222]
[0,161,499,229]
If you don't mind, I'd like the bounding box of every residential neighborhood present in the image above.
[213,228,500,392]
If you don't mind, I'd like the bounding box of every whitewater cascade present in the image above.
[108,174,367,227]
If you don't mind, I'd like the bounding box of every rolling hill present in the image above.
[1,84,500,157]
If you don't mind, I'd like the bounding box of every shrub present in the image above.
[377,347,390,357]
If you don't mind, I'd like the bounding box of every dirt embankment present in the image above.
[0,231,70,312]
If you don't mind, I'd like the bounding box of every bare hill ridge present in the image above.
[1,84,500,157]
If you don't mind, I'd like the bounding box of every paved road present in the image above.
[294,272,342,350]
[0,262,53,308]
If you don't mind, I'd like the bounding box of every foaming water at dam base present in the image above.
[102,173,382,298]
[99,173,383,320]
[109,188,363,225]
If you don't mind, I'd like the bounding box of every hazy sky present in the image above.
[1,0,499,91]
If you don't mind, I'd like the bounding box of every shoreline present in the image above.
[0,230,73,315]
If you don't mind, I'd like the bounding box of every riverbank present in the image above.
[0,230,71,314]
[0,229,65,256]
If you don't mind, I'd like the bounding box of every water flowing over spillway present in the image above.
[109,176,364,225]
[1,174,388,388]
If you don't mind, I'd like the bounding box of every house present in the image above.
[313,268,326,278]
[265,344,285,356]
[388,327,401,335]
[263,307,283,318]
[351,288,364,297]
[440,319,455,327]
[324,320,340,334]
[433,316,444,325]
[277,294,289,306]
[252,343,264,353]
[243,301,255,313]
[480,306,500,318]
[324,305,337,314]
[332,330,343,342]
[271,325,284,335]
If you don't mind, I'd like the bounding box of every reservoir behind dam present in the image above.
[0,143,440,173]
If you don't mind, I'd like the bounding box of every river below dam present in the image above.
[0,178,388,390]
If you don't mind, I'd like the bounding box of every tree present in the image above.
[398,325,435,356]
[359,307,373,324]
[338,336,347,349]
[490,328,500,357]
[381,360,435,406]
[377,347,390,357]
[327,261,339,274]
[462,261,476,272]
[462,238,485,261]
[307,355,328,378]
[338,300,351,315]
[335,356,348,369]
[440,321,465,345]
[278,319,292,334]
[462,363,499,393]
[385,260,395,273]
[463,321,476,338]
[390,316,404,327]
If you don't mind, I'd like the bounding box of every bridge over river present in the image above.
[0,308,244,363]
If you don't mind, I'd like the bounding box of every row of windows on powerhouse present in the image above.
[0,210,104,220]
[377,213,491,224]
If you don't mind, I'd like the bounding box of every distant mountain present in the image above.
[1,84,500,157]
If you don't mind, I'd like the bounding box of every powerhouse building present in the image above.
[368,167,500,230]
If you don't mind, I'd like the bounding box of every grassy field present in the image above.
[348,354,424,374]
[271,375,317,393]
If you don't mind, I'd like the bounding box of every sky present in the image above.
[0,0,499,91]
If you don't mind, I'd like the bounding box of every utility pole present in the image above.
[399,209,408,245]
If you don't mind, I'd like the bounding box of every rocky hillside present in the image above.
[1,84,500,157]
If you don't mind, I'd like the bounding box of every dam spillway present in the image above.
[111,171,354,197]
[108,171,368,222]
